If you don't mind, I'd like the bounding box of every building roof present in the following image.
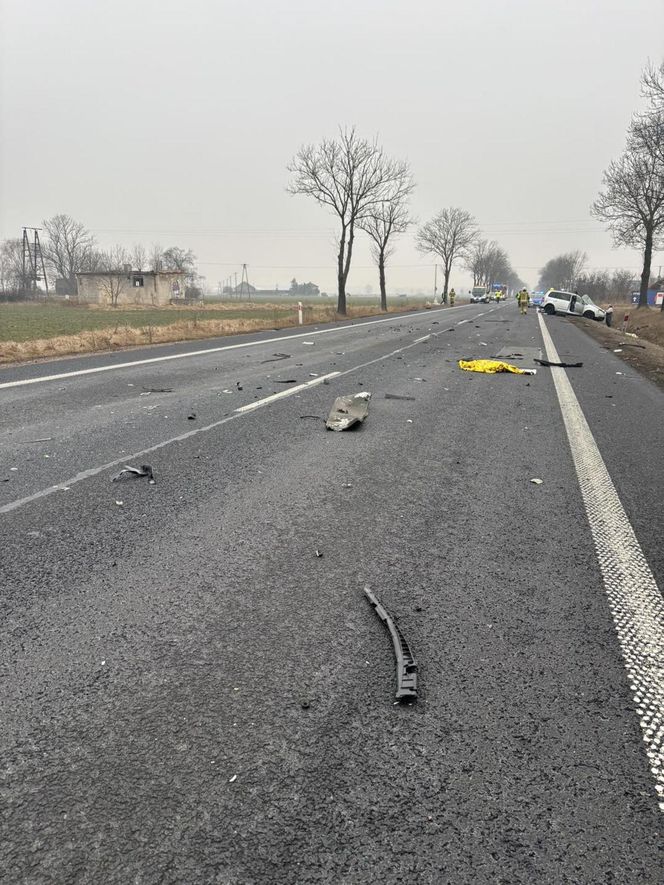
[75,269,185,276]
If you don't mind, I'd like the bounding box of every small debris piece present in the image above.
[534,358,583,368]
[115,500,124,506]
[302,341,315,345]
[459,359,536,375]
[325,391,371,432]
[364,585,418,702]
[112,464,156,485]
[22,437,53,443]
[228,775,237,783]
[187,412,196,420]
[385,394,416,401]
[260,353,290,364]
[299,415,324,421]
[618,342,646,349]
[616,371,624,376]
[315,549,323,558]
[236,382,243,391]
[413,377,427,382]
[276,379,298,384]
[142,387,174,393]
[301,700,311,709]
[613,349,623,353]
[480,342,488,346]
[530,478,543,485]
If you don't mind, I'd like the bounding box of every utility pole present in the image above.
[240,263,251,300]
[234,271,238,299]
[21,227,48,298]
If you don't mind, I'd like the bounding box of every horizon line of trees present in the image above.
[0,214,202,301]
[536,250,643,301]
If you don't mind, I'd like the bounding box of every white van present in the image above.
[541,289,605,321]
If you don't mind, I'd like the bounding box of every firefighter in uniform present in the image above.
[517,288,529,315]
[449,288,456,307]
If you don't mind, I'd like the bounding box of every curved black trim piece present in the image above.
[364,586,418,702]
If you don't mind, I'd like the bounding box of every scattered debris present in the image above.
[406,419,413,424]
[480,342,488,347]
[364,585,418,702]
[613,349,623,353]
[187,413,196,420]
[534,357,583,368]
[112,464,156,485]
[413,377,427,382]
[530,478,543,485]
[260,353,290,364]
[309,372,319,377]
[299,415,324,422]
[22,437,53,443]
[302,341,315,346]
[618,341,646,349]
[115,500,124,506]
[342,482,353,488]
[315,549,323,558]
[325,391,371,432]
[228,775,237,783]
[458,359,536,376]
[236,382,243,391]
[142,387,173,393]
[616,371,625,376]
[385,393,416,401]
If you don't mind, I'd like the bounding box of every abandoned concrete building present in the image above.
[75,269,186,306]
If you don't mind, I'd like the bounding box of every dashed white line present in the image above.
[539,311,664,811]
[414,335,431,344]
[0,306,465,391]
[235,373,340,413]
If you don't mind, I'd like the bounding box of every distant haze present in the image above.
[2,0,663,294]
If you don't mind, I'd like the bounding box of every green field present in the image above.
[0,303,294,343]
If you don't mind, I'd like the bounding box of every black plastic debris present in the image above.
[364,586,418,702]
[315,549,323,558]
[534,358,583,368]
[111,464,156,485]
[187,413,196,420]
[261,353,291,363]
[142,387,173,393]
[385,393,416,401]
[276,379,298,384]
[236,382,243,391]
[325,392,371,431]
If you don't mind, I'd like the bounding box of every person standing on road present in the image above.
[517,288,529,315]
[605,304,614,327]
[449,288,456,307]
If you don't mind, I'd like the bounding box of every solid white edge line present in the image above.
[235,372,340,413]
[538,311,664,812]
[0,304,482,391]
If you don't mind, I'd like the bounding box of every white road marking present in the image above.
[235,373,339,413]
[0,324,444,514]
[0,306,473,391]
[414,335,431,344]
[538,312,664,811]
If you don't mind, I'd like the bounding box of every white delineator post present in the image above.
[298,301,303,325]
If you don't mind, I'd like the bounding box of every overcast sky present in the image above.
[2,0,663,295]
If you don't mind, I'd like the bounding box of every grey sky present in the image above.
[2,0,663,294]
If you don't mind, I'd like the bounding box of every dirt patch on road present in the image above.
[572,313,664,391]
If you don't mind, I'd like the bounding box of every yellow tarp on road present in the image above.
[458,359,528,375]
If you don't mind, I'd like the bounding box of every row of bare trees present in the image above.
[593,60,664,307]
[288,128,523,313]
[537,250,635,300]
[0,214,200,299]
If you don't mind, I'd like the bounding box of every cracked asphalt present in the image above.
[1,302,663,883]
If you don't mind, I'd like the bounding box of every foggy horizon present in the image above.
[2,0,663,295]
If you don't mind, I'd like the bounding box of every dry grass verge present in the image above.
[0,301,432,365]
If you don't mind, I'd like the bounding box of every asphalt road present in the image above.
[1,302,663,884]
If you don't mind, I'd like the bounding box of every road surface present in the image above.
[1,302,663,883]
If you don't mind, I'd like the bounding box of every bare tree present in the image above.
[416,208,478,302]
[97,245,130,307]
[0,239,24,294]
[537,250,587,291]
[592,148,664,307]
[149,243,164,271]
[466,239,489,285]
[42,214,96,286]
[132,244,147,272]
[358,166,414,311]
[288,127,410,315]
